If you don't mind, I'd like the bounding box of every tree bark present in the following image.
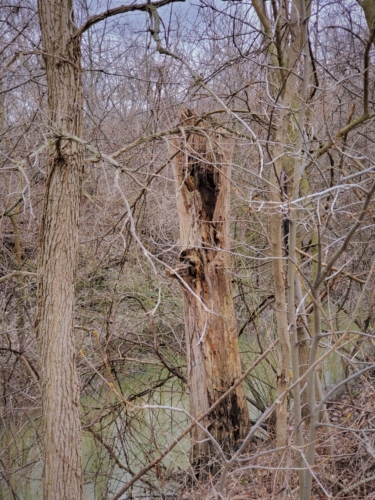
[359,0,375,32]
[35,1,83,498]
[170,110,250,471]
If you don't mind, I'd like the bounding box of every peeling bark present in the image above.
[170,110,250,471]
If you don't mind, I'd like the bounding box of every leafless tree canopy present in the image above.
[1,0,375,498]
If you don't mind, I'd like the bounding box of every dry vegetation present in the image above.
[1,0,375,498]
[179,374,375,499]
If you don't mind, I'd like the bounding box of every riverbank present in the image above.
[176,373,375,499]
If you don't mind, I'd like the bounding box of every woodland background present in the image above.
[1,0,375,499]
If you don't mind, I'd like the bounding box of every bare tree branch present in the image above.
[75,0,185,38]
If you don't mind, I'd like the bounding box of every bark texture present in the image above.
[360,0,375,32]
[170,110,250,469]
[36,1,83,498]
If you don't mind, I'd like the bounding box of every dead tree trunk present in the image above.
[35,0,83,498]
[169,109,250,470]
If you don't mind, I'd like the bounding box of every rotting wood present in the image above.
[169,108,250,473]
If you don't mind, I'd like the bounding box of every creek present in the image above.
[1,315,361,500]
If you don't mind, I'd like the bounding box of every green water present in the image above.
[0,310,365,499]
[0,371,190,500]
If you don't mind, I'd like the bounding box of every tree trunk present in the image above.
[170,109,250,471]
[35,1,83,498]
[360,0,375,33]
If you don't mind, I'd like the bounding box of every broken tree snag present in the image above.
[169,108,250,472]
